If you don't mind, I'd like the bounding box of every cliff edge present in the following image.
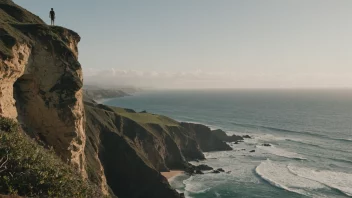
[0,0,86,177]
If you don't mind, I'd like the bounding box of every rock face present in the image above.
[84,100,183,198]
[180,123,232,152]
[0,1,86,177]
[212,129,244,142]
[84,100,234,197]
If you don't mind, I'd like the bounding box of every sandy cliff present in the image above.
[0,0,86,178]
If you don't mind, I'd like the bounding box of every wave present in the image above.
[256,145,307,160]
[287,165,352,197]
[230,121,352,143]
[183,176,211,194]
[256,160,352,197]
[285,139,352,155]
[333,138,352,143]
[255,160,327,197]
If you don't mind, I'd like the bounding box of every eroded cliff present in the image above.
[84,100,183,198]
[0,0,86,177]
[84,99,232,198]
[180,123,232,152]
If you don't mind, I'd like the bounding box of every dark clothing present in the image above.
[50,10,55,19]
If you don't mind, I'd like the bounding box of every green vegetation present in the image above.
[0,1,78,60]
[0,1,43,59]
[0,117,103,198]
[121,113,179,126]
[110,107,179,126]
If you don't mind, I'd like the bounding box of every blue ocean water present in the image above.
[103,89,352,198]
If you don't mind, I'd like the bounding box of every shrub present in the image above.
[0,117,104,197]
[0,117,18,133]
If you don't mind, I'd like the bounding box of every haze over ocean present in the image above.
[15,0,352,89]
[104,89,352,198]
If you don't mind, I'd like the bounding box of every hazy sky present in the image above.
[15,0,352,89]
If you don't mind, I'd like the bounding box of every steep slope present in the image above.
[0,117,103,197]
[84,99,233,198]
[0,1,235,197]
[108,106,206,170]
[0,0,86,177]
[84,101,182,198]
[180,123,232,152]
[212,129,244,142]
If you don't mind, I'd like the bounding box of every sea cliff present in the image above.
[0,1,241,197]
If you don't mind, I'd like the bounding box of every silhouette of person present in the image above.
[49,8,55,26]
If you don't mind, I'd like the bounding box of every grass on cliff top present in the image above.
[0,117,104,198]
[0,0,44,58]
[0,1,78,59]
[110,107,179,126]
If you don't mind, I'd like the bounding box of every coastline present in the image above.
[94,91,352,198]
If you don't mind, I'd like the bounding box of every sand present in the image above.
[161,170,184,179]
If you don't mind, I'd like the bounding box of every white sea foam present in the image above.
[183,176,211,194]
[168,174,187,188]
[237,133,288,146]
[203,150,235,159]
[255,160,328,197]
[288,165,352,196]
[256,145,306,160]
[334,137,352,142]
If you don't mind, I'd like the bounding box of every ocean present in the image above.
[103,89,352,198]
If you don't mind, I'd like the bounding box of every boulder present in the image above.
[212,170,221,174]
[195,170,204,174]
[217,168,225,172]
[211,129,244,142]
[195,164,213,171]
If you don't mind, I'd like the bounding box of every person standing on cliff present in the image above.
[49,8,55,26]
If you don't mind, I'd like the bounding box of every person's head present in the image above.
[51,8,54,11]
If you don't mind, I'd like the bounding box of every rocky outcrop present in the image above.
[212,129,244,142]
[84,100,182,198]
[180,123,232,152]
[83,98,236,197]
[0,1,86,177]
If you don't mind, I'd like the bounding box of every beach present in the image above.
[161,170,184,179]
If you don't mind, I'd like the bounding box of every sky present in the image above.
[15,0,352,89]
